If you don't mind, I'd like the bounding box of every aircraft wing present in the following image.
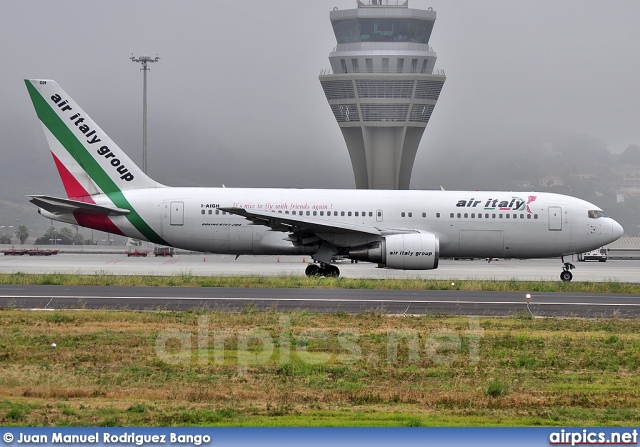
[220,207,382,236]
[27,195,131,216]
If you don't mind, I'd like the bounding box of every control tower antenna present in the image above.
[130,54,160,174]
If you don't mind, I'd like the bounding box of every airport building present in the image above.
[319,0,445,189]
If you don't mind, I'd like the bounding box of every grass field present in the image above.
[1,308,639,426]
[1,272,640,294]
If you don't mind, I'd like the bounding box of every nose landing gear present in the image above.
[560,256,575,282]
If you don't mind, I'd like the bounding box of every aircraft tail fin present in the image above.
[24,79,163,200]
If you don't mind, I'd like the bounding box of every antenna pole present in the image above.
[130,54,160,174]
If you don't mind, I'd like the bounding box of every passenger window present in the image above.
[471,213,475,218]
[313,211,317,216]
[369,212,373,217]
[478,214,482,219]
[450,213,454,218]
[401,212,405,217]
[435,213,439,218]
[485,214,489,218]
[457,213,461,218]
[499,214,503,218]
[506,214,510,219]
[520,214,524,219]
[464,213,468,218]
[355,212,359,217]
[527,214,531,219]
[306,211,310,216]
[534,214,538,219]
[341,211,345,216]
[408,212,413,218]
[348,212,352,216]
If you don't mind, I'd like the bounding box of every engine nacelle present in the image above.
[349,233,439,270]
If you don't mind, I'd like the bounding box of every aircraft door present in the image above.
[548,206,562,231]
[376,210,383,222]
[170,201,184,226]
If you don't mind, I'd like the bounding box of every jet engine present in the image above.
[348,233,439,270]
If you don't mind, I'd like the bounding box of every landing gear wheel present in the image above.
[323,265,340,278]
[560,270,573,282]
[305,263,340,277]
[305,264,320,277]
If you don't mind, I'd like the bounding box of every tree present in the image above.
[35,227,59,245]
[0,234,11,244]
[15,225,29,245]
[34,225,87,245]
[35,226,68,245]
[71,225,86,245]
[59,227,75,244]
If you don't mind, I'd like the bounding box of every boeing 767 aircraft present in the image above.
[24,79,623,281]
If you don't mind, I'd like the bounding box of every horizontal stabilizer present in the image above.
[27,195,131,216]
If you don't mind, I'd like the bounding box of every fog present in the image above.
[1,0,638,235]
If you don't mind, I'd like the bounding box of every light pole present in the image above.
[130,54,160,174]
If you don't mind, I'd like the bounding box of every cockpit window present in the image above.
[588,210,608,219]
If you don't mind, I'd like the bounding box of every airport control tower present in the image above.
[320,0,445,189]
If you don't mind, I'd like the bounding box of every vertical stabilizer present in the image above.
[25,79,163,200]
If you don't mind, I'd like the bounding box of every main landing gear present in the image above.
[305,263,340,278]
[560,256,575,282]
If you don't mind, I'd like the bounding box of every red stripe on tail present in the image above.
[52,152,94,202]
[52,152,124,235]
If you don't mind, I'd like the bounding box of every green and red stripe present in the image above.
[25,80,168,245]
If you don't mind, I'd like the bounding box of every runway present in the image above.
[1,253,639,317]
[1,285,640,318]
[1,252,640,282]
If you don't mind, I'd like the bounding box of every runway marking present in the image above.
[1,295,640,307]
[106,259,124,264]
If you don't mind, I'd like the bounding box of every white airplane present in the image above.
[24,79,623,281]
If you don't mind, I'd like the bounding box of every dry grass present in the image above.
[0,309,639,426]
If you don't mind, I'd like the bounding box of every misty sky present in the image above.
[1,0,639,205]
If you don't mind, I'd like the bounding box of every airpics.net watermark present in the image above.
[155,316,484,374]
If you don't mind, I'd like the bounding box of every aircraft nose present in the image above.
[611,219,624,240]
